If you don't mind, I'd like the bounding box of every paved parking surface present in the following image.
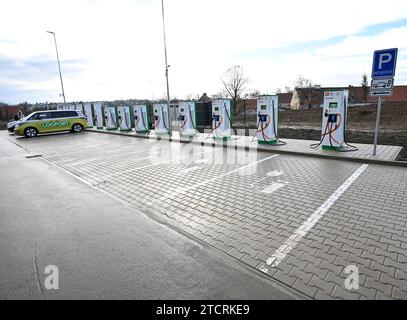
[5,131,407,300]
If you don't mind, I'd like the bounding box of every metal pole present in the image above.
[47,31,66,107]
[373,96,382,156]
[160,0,172,135]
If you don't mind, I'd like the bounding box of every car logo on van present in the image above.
[42,121,68,128]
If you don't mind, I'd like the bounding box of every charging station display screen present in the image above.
[214,107,219,111]
[329,102,338,108]
[261,105,267,110]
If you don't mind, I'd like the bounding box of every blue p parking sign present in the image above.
[372,48,398,78]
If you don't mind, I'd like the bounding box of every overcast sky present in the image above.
[1,0,407,104]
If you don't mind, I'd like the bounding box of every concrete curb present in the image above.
[85,129,407,168]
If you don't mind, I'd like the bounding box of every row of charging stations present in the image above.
[56,90,354,152]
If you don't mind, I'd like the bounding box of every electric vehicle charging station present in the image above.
[93,102,104,129]
[321,90,347,149]
[311,89,357,152]
[212,99,232,140]
[256,95,283,145]
[153,103,170,134]
[134,105,149,133]
[104,106,118,130]
[83,103,94,128]
[178,101,197,137]
[118,106,131,131]
[75,104,84,115]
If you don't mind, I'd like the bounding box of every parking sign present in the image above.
[372,48,398,78]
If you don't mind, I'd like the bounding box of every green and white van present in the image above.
[14,110,88,138]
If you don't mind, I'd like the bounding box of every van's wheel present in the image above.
[72,123,83,133]
[24,127,38,138]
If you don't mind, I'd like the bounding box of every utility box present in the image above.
[83,103,93,128]
[321,90,348,150]
[196,101,212,127]
[212,99,232,140]
[133,105,149,133]
[153,103,170,134]
[118,106,131,131]
[104,106,118,130]
[93,102,104,129]
[256,95,279,144]
[178,101,197,137]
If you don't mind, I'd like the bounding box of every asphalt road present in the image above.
[0,132,296,300]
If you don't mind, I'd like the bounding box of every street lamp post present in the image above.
[47,31,66,106]
[160,0,172,136]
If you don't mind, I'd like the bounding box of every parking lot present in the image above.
[3,130,407,300]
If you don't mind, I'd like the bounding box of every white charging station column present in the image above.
[75,104,84,115]
[83,103,93,128]
[93,102,104,129]
[256,95,279,144]
[321,90,348,149]
[178,101,197,136]
[134,105,149,133]
[118,106,131,131]
[153,103,170,134]
[104,106,118,130]
[212,99,232,140]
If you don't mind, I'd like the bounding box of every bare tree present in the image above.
[361,73,369,103]
[221,65,250,116]
[294,74,313,88]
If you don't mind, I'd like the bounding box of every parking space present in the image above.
[5,131,407,300]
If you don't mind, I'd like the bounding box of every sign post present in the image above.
[372,96,382,156]
[370,48,398,156]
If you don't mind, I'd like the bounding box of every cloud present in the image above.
[0,0,407,103]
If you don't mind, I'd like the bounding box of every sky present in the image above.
[0,0,407,104]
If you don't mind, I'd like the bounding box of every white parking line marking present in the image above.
[263,163,369,270]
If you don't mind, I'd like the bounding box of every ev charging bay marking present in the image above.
[91,147,218,183]
[250,170,284,187]
[152,154,280,205]
[261,180,289,194]
[58,148,160,166]
[260,163,369,272]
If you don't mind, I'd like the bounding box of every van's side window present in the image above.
[67,111,78,117]
[52,111,78,118]
[32,112,52,120]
